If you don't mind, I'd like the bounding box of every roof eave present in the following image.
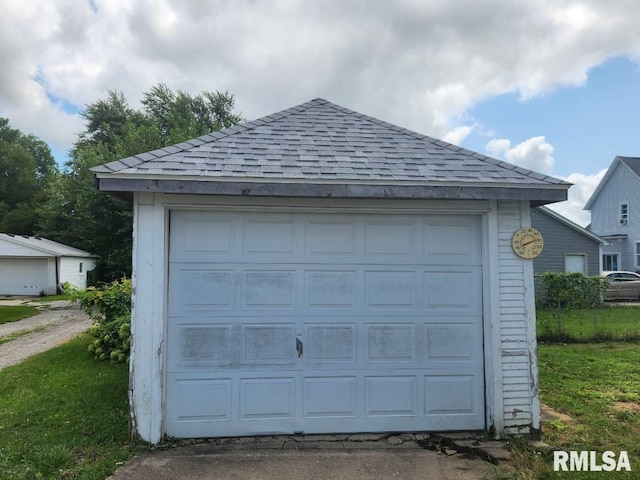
[95,177,569,204]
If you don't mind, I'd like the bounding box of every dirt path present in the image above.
[0,301,92,371]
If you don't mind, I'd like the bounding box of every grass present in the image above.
[0,334,143,479]
[0,326,46,346]
[30,294,73,302]
[0,305,40,325]
[509,342,640,479]
[537,305,640,342]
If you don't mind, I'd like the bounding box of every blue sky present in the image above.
[463,57,640,179]
[2,1,640,226]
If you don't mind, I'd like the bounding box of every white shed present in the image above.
[0,234,98,295]
[92,99,570,444]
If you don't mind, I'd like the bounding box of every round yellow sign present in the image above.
[512,227,544,259]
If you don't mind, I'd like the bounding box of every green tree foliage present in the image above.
[0,118,57,234]
[38,85,243,282]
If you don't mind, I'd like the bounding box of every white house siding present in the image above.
[590,162,640,271]
[59,257,97,289]
[497,201,539,435]
[128,193,540,443]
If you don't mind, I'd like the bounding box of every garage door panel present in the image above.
[244,218,295,255]
[423,216,482,265]
[305,324,356,363]
[365,376,417,417]
[240,378,296,419]
[365,324,417,363]
[364,271,416,309]
[425,323,481,361]
[303,377,357,418]
[166,210,485,437]
[305,220,356,256]
[305,271,357,308]
[172,378,232,422]
[423,267,483,314]
[425,375,478,415]
[365,220,416,258]
[243,271,296,308]
[169,268,235,312]
[242,324,296,365]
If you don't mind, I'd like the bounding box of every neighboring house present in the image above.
[0,234,98,295]
[92,98,569,444]
[584,156,640,272]
[531,206,609,276]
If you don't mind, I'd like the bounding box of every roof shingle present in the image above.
[92,98,570,190]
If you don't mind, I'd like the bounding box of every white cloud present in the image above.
[485,136,555,174]
[442,125,474,146]
[544,169,607,226]
[2,0,640,156]
[485,138,511,158]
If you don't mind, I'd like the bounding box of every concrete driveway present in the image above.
[108,432,513,480]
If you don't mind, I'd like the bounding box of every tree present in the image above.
[0,118,57,234]
[38,85,243,282]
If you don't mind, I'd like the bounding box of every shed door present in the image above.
[0,258,50,295]
[166,210,485,438]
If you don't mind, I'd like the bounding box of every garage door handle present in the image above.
[296,338,303,357]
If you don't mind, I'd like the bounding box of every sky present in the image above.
[2,0,640,227]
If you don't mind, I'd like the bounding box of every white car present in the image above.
[603,271,640,301]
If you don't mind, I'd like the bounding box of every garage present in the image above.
[166,210,484,437]
[91,98,570,443]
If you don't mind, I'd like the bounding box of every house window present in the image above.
[79,262,83,273]
[603,254,619,271]
[636,243,640,269]
[565,254,587,274]
[620,203,629,225]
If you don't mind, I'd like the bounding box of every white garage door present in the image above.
[166,210,485,438]
[0,258,50,296]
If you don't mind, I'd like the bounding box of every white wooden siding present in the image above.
[497,201,538,435]
[59,257,97,289]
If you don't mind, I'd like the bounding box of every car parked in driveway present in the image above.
[603,271,640,301]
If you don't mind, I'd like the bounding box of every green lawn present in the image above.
[0,305,40,325]
[0,334,142,480]
[537,306,640,342]
[30,294,73,302]
[510,342,640,479]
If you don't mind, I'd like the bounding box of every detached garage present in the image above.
[0,234,98,295]
[92,98,570,444]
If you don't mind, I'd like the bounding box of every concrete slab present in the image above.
[107,435,511,480]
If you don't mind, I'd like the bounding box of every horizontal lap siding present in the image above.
[497,201,535,434]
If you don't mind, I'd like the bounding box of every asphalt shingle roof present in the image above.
[92,98,568,188]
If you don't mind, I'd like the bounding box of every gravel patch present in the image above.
[0,303,92,371]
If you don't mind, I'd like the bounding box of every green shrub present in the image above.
[536,272,609,342]
[539,272,608,309]
[67,278,132,364]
